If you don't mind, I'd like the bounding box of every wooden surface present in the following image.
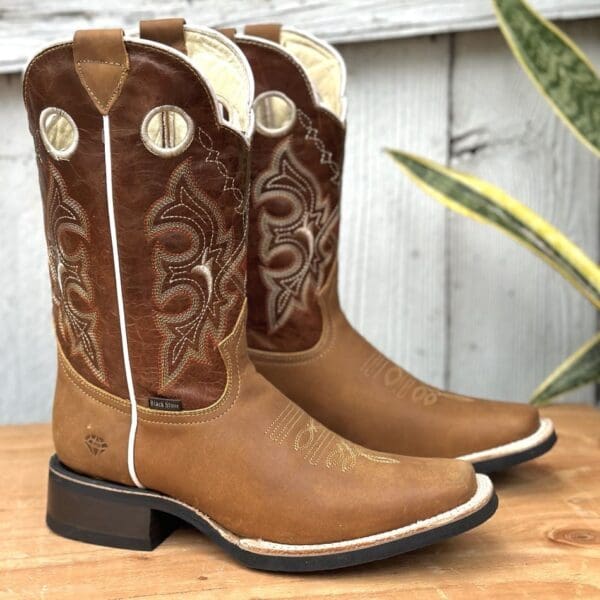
[0,405,598,599]
[1,0,600,73]
[1,21,599,424]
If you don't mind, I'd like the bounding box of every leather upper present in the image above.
[25,26,484,546]
[237,28,541,459]
[25,39,248,409]
[250,266,540,458]
[238,36,345,352]
[52,304,477,544]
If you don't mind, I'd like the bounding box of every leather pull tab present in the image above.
[73,29,129,115]
[244,23,282,44]
[218,27,236,40]
[140,18,187,55]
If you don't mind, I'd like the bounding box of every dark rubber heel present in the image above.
[46,460,181,551]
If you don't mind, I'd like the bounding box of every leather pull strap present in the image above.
[244,23,281,44]
[218,27,236,40]
[73,29,129,115]
[140,18,187,55]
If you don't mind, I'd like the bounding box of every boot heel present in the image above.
[46,457,180,551]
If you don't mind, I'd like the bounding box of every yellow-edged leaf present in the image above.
[494,0,600,157]
[387,149,600,309]
[531,332,600,404]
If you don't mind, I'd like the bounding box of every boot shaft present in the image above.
[24,26,253,410]
[236,27,347,351]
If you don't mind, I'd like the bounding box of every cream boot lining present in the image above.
[280,27,346,121]
[183,27,253,134]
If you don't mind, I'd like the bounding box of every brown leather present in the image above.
[238,29,542,459]
[237,36,344,351]
[73,29,129,114]
[53,311,476,544]
[53,343,133,486]
[26,40,247,409]
[244,23,281,43]
[218,27,236,40]
[250,264,540,458]
[24,43,128,397]
[25,30,481,547]
[140,18,187,55]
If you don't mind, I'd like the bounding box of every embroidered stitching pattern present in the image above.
[141,105,194,158]
[198,127,245,212]
[266,405,399,472]
[359,350,472,406]
[84,434,108,455]
[254,139,339,333]
[59,303,246,425]
[296,109,341,186]
[146,157,243,391]
[75,61,128,113]
[45,161,107,385]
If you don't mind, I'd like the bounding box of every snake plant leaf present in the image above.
[387,149,600,309]
[531,332,600,405]
[494,0,600,157]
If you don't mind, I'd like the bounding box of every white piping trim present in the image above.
[102,115,143,489]
[282,25,348,122]
[125,32,255,142]
[239,27,347,124]
[50,464,494,557]
[458,417,555,463]
[23,36,254,144]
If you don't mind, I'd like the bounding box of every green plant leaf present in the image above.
[531,332,600,405]
[494,0,600,157]
[387,149,600,309]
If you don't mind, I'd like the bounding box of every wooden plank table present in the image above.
[1,405,599,599]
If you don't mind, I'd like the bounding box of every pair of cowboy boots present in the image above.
[24,19,556,572]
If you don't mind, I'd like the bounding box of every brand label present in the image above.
[148,397,183,411]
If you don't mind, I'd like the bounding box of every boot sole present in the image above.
[460,418,557,474]
[47,455,497,572]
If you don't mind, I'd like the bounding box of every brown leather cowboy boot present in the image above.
[25,22,496,572]
[227,24,556,473]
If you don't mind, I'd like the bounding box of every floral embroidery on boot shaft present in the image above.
[146,158,242,391]
[254,139,339,333]
[45,162,106,384]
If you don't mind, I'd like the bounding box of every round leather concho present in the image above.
[39,107,79,160]
[253,91,296,137]
[141,105,194,157]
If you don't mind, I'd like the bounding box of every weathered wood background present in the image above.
[1,0,600,72]
[0,1,599,423]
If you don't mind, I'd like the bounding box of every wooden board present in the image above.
[338,35,451,388]
[0,405,598,598]
[448,22,600,404]
[2,0,600,73]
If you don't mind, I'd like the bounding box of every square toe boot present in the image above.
[225,24,556,474]
[25,22,497,572]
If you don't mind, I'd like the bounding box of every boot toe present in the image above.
[438,393,543,457]
[478,400,541,450]
[370,456,480,533]
[421,457,479,518]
